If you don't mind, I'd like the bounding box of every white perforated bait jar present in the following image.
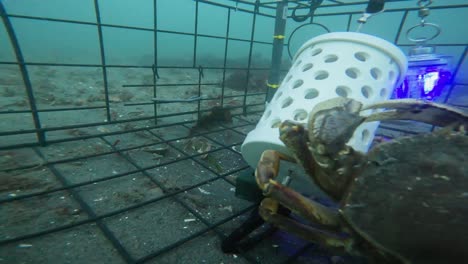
[241,32,408,169]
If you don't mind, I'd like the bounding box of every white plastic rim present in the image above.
[241,32,408,169]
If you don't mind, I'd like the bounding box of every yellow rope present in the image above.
[266,81,279,89]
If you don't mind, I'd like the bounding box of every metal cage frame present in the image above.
[0,1,467,263]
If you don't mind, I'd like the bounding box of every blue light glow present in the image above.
[422,71,439,94]
[393,61,452,101]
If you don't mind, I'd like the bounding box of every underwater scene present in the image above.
[0,0,467,263]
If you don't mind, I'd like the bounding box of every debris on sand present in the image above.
[189,106,232,135]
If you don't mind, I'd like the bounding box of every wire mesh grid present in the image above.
[0,0,467,264]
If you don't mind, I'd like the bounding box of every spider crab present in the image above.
[255,97,468,264]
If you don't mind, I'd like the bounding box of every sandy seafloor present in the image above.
[0,63,267,143]
[0,64,350,264]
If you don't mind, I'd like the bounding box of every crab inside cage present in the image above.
[0,0,467,264]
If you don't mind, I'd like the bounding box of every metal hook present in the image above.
[291,0,323,23]
[407,0,440,43]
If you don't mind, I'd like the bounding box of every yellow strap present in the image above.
[266,81,279,89]
[273,35,285,40]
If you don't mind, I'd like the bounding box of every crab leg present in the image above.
[363,99,468,128]
[255,150,340,229]
[259,197,352,251]
[255,152,351,250]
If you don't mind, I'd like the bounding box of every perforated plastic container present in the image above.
[241,32,408,169]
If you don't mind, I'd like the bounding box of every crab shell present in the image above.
[340,130,468,263]
[258,97,468,263]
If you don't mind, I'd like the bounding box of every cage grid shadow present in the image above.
[0,0,467,264]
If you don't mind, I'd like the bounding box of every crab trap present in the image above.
[0,1,467,264]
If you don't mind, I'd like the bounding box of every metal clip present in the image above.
[198,65,204,78]
[255,0,261,14]
[417,0,433,8]
[417,0,431,24]
[406,0,440,44]
[152,64,160,79]
[419,7,430,20]
[417,0,432,26]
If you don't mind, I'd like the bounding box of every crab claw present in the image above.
[362,99,468,129]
